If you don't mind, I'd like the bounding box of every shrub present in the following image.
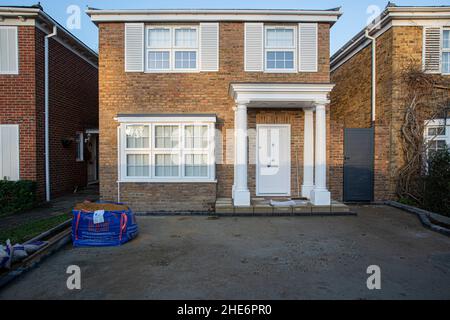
[0,180,37,216]
[423,148,450,217]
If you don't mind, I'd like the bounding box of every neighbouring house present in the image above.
[330,4,450,203]
[0,4,99,202]
[87,7,344,213]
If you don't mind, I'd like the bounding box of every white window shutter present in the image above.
[125,23,144,72]
[423,27,442,73]
[0,125,20,181]
[245,23,264,72]
[0,26,18,74]
[299,23,318,72]
[200,23,219,72]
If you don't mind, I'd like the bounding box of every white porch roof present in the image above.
[229,83,334,109]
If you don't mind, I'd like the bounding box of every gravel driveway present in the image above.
[1,205,449,300]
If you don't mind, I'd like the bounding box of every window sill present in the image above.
[263,69,298,74]
[144,70,200,74]
[118,179,217,184]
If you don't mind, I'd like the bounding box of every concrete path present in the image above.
[1,205,449,300]
[0,185,99,232]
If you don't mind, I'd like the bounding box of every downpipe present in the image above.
[45,26,57,202]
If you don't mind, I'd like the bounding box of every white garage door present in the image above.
[0,124,19,181]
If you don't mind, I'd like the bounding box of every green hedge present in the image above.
[423,148,450,217]
[0,180,37,216]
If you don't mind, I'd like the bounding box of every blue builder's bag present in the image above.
[72,202,139,247]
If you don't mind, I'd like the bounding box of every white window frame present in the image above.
[424,118,450,159]
[119,121,216,183]
[0,26,19,75]
[442,28,450,75]
[264,26,297,73]
[76,132,84,162]
[145,25,199,73]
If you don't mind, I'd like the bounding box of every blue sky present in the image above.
[1,0,448,54]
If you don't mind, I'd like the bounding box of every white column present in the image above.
[232,107,237,200]
[233,102,251,207]
[311,103,331,206]
[302,108,315,198]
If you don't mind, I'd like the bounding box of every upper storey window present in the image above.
[146,26,199,72]
[265,27,296,71]
[443,29,450,74]
[0,26,18,75]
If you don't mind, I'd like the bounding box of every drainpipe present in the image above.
[365,29,376,124]
[45,26,57,202]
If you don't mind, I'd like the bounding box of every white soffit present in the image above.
[86,9,342,24]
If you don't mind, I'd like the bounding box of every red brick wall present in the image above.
[0,25,98,201]
[47,38,99,198]
[0,26,38,186]
[98,22,332,212]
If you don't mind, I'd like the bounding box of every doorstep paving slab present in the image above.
[0,205,450,300]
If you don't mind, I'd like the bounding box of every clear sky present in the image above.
[1,0,448,54]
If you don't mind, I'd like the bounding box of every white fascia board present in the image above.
[229,83,334,104]
[86,10,341,24]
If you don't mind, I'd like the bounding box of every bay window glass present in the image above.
[126,125,150,148]
[155,125,179,148]
[121,121,214,181]
[127,154,150,177]
[185,125,208,149]
[185,154,208,177]
[155,154,179,177]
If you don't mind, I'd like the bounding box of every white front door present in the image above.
[257,125,291,196]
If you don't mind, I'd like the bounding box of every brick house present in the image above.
[0,5,99,202]
[330,4,450,202]
[87,8,344,213]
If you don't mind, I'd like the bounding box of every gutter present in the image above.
[44,25,57,202]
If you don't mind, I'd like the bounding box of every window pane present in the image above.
[155,154,179,177]
[266,51,294,70]
[428,127,446,137]
[266,28,294,48]
[444,30,450,49]
[443,52,450,74]
[155,125,179,148]
[185,125,208,148]
[127,154,149,177]
[148,51,170,70]
[175,51,197,69]
[126,125,149,148]
[148,28,171,48]
[185,154,208,177]
[175,28,197,48]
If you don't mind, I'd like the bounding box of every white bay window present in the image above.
[118,117,216,182]
[146,26,198,72]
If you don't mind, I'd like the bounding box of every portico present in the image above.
[229,83,334,207]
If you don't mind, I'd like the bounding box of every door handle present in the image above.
[344,156,350,161]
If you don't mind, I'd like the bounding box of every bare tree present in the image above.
[396,61,450,204]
